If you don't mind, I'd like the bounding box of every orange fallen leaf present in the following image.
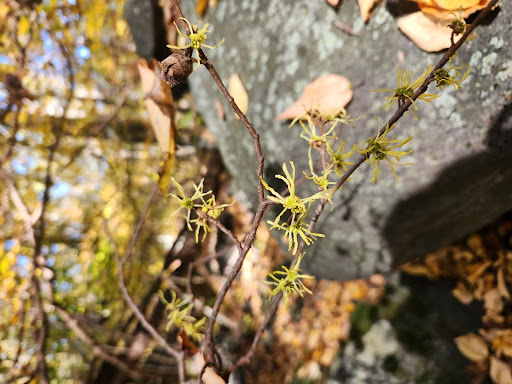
[490,356,512,384]
[411,0,492,21]
[357,0,383,22]
[228,73,249,116]
[455,333,489,362]
[276,74,352,120]
[397,11,461,52]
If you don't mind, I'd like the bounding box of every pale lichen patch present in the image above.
[496,60,512,82]
[469,51,482,68]
[481,52,498,76]
[490,36,504,49]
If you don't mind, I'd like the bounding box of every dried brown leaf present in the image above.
[493,330,512,359]
[399,262,431,277]
[228,73,249,116]
[490,356,512,384]
[138,59,176,195]
[467,260,493,285]
[484,288,504,313]
[138,60,176,154]
[453,281,474,305]
[497,268,511,299]
[357,0,383,22]
[397,11,461,52]
[455,333,489,362]
[203,367,227,384]
[276,74,352,121]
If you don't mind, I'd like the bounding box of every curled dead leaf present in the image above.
[467,260,493,285]
[497,268,511,299]
[138,59,177,195]
[397,12,462,52]
[399,262,431,277]
[203,367,227,384]
[452,281,474,305]
[228,73,249,117]
[276,74,352,121]
[490,356,512,384]
[455,333,489,362]
[357,0,383,22]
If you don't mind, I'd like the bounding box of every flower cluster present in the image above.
[434,55,470,90]
[267,253,313,307]
[160,291,206,342]
[373,65,439,119]
[169,177,232,243]
[167,17,224,71]
[355,123,413,183]
[262,162,334,253]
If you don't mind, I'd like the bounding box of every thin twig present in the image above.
[104,221,186,383]
[122,184,159,263]
[186,246,234,295]
[53,305,176,379]
[334,20,359,36]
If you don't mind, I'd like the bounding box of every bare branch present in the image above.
[104,221,187,383]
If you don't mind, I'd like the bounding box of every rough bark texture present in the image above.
[180,0,512,280]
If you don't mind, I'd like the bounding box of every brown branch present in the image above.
[186,246,234,295]
[196,209,243,252]
[229,291,283,372]
[53,305,177,379]
[104,221,186,383]
[202,200,272,364]
[25,13,77,382]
